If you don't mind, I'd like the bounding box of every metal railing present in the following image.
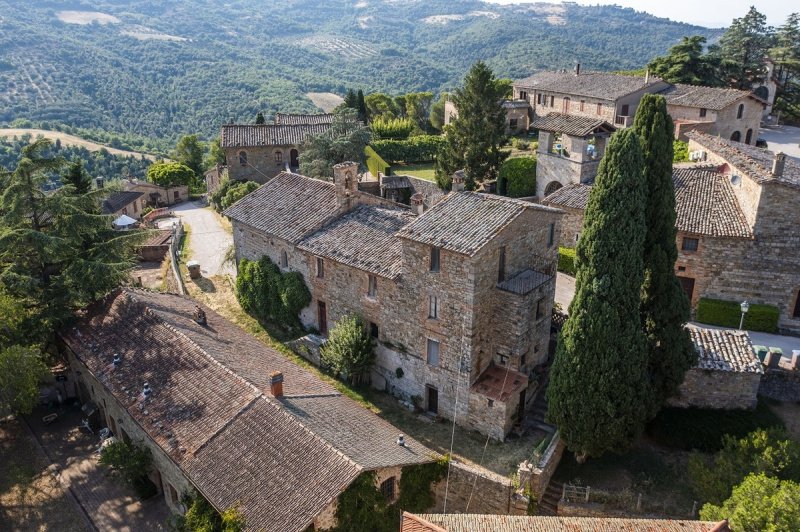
[562,483,590,503]
[168,221,187,295]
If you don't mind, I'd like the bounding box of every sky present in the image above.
[484,0,793,28]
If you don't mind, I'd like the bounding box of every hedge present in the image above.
[371,135,445,163]
[498,156,536,197]
[557,247,576,276]
[695,297,780,333]
[365,146,390,178]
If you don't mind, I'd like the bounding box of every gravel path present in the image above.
[172,201,235,277]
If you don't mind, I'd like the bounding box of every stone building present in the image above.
[225,164,563,440]
[123,178,188,207]
[661,84,765,144]
[101,190,145,218]
[443,99,532,134]
[60,289,433,531]
[531,113,616,198]
[204,163,227,194]
[513,66,670,128]
[543,131,800,334]
[669,327,763,410]
[220,113,333,184]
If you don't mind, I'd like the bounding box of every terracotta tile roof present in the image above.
[220,123,331,148]
[397,192,559,256]
[687,131,800,189]
[688,326,764,374]
[274,112,335,125]
[297,205,415,279]
[497,269,552,296]
[673,166,752,238]
[542,183,591,210]
[470,364,528,402]
[223,172,338,244]
[660,84,763,110]
[138,229,173,248]
[409,514,728,532]
[101,191,143,214]
[532,113,615,137]
[514,71,665,101]
[543,168,753,238]
[62,289,435,531]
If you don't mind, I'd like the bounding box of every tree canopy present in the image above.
[298,108,371,179]
[0,345,48,416]
[647,36,722,86]
[172,135,206,178]
[719,7,773,90]
[62,158,92,195]
[320,314,375,386]
[546,129,650,460]
[147,161,195,187]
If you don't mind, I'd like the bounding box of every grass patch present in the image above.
[647,398,785,453]
[393,162,436,181]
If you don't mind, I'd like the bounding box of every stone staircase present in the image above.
[538,480,563,515]
[526,378,556,433]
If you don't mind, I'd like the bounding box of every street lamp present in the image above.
[739,300,750,330]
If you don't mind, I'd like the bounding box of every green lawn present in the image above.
[393,162,436,181]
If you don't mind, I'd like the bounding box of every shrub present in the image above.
[497,156,536,197]
[235,257,311,328]
[221,181,258,210]
[557,247,576,276]
[696,298,780,333]
[173,490,244,532]
[699,473,800,531]
[147,160,194,186]
[371,135,446,163]
[99,439,156,499]
[510,137,530,150]
[673,139,689,162]
[365,145,391,178]
[320,314,375,385]
[646,398,785,452]
[371,117,415,139]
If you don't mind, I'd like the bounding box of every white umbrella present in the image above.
[113,214,137,227]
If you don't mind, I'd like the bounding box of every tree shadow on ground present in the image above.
[191,276,216,293]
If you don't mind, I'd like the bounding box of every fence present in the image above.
[142,207,174,225]
[559,483,700,518]
[168,221,187,295]
[562,483,591,503]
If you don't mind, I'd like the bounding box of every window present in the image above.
[562,97,570,113]
[536,297,545,320]
[281,251,288,268]
[596,103,602,115]
[316,257,325,278]
[745,129,753,144]
[793,290,800,319]
[580,100,585,112]
[380,477,396,502]
[122,207,128,215]
[167,483,179,505]
[498,246,506,283]
[520,352,526,368]
[370,321,379,339]
[519,90,528,101]
[547,223,555,247]
[699,108,707,118]
[133,201,138,213]
[488,399,494,407]
[509,118,518,129]
[275,150,283,163]
[428,295,439,319]
[238,151,247,166]
[368,274,377,298]
[426,339,440,367]
[737,103,744,119]
[537,93,542,105]
[550,95,554,107]
[174,191,180,200]
[731,131,741,142]
[681,237,699,252]
[678,266,686,272]
[430,247,440,272]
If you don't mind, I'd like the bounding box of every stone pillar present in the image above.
[333,161,359,211]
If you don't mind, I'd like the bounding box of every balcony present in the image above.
[614,115,632,127]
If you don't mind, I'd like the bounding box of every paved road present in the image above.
[758,125,800,159]
[170,201,234,277]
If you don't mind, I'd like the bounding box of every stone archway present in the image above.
[544,181,563,197]
[730,131,741,142]
[745,129,753,144]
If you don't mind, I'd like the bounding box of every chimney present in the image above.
[333,161,359,212]
[575,62,580,76]
[396,434,406,447]
[270,371,284,398]
[451,170,465,192]
[95,177,104,189]
[112,353,121,368]
[411,193,424,215]
[771,152,786,177]
[143,382,152,398]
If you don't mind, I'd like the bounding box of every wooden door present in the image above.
[427,386,438,414]
[678,277,695,301]
[290,149,299,168]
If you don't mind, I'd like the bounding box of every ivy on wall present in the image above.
[235,257,311,329]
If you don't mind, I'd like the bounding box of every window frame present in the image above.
[430,246,440,272]
[699,108,707,118]
[316,257,325,278]
[596,102,602,115]
[580,100,585,112]
[681,237,699,252]
[536,297,546,320]
[238,150,247,167]
[280,250,288,268]
[509,118,518,129]
[368,274,378,298]
[426,338,440,367]
[380,477,396,502]
[547,223,555,247]
[737,103,744,119]
[498,246,506,283]
[428,295,439,320]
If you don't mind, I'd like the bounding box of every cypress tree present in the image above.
[546,129,650,460]
[434,61,508,190]
[255,111,265,124]
[634,94,696,413]
[356,89,368,123]
[343,88,358,109]
[62,158,91,195]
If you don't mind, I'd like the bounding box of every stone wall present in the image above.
[554,206,584,247]
[711,98,763,145]
[429,461,524,515]
[506,106,530,134]
[759,369,800,402]
[519,432,565,500]
[225,144,298,184]
[536,151,599,198]
[65,347,191,516]
[668,367,761,410]
[313,466,405,530]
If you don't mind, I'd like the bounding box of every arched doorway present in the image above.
[544,181,563,197]
[745,129,753,144]
[730,131,741,142]
[290,149,299,169]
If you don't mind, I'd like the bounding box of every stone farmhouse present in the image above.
[101,190,145,219]
[543,131,800,334]
[61,289,434,531]
[123,178,188,207]
[401,512,730,531]
[225,163,563,440]
[220,113,333,184]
